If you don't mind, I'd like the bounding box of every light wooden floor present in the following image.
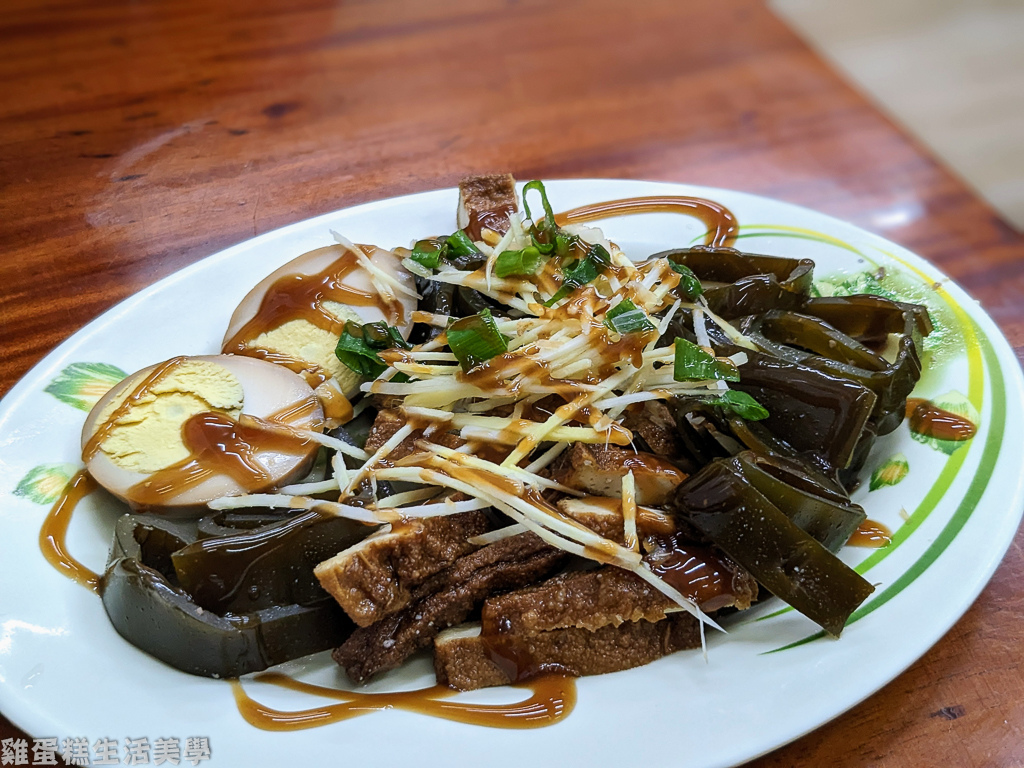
[771,0,1024,231]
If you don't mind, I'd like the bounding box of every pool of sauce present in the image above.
[847,519,892,548]
[905,398,976,441]
[554,195,739,247]
[231,672,575,730]
[39,470,101,592]
[467,204,516,242]
[645,533,749,612]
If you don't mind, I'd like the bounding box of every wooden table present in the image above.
[2,0,1022,764]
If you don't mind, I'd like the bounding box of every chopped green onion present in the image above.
[335,321,411,379]
[681,390,770,421]
[494,246,544,278]
[712,390,769,420]
[410,239,445,270]
[669,261,703,299]
[605,299,656,334]
[544,243,612,307]
[409,233,481,271]
[447,309,509,372]
[553,230,575,258]
[363,321,412,351]
[523,180,563,255]
[446,230,480,258]
[336,329,386,379]
[522,180,557,231]
[673,338,740,382]
[522,181,576,258]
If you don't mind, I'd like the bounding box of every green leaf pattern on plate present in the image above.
[910,390,980,455]
[44,362,126,411]
[811,271,897,301]
[811,268,962,390]
[14,463,78,505]
[870,453,909,491]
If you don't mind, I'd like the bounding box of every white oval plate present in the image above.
[2,180,1022,768]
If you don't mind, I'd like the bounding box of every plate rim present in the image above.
[2,178,1022,768]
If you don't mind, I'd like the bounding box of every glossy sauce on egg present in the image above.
[82,355,324,510]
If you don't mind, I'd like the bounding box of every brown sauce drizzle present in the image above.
[571,496,676,536]
[230,672,576,731]
[448,464,527,500]
[615,453,687,484]
[126,412,313,505]
[645,533,744,612]
[847,519,892,548]
[554,196,739,247]
[39,470,100,592]
[233,348,332,389]
[450,288,646,453]
[223,244,405,370]
[467,205,515,242]
[266,395,323,426]
[460,351,635,448]
[480,634,575,685]
[315,386,354,425]
[905,398,976,441]
[534,249,567,298]
[83,356,187,461]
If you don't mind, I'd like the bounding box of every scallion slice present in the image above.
[711,390,769,420]
[523,180,566,255]
[605,299,656,334]
[673,338,740,382]
[494,246,544,278]
[335,321,411,379]
[544,242,612,306]
[522,180,557,232]
[446,230,480,258]
[363,321,412,351]
[669,261,703,299]
[447,309,509,372]
[410,239,445,270]
[680,390,770,421]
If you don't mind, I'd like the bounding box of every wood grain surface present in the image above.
[2,0,1022,765]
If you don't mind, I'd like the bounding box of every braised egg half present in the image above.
[221,238,417,421]
[82,355,324,510]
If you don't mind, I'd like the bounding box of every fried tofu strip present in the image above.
[434,614,701,691]
[314,511,491,627]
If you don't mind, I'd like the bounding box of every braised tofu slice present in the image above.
[481,566,674,635]
[557,443,687,506]
[457,174,518,242]
[556,495,676,542]
[314,511,491,627]
[363,408,464,463]
[333,532,566,682]
[433,614,700,691]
